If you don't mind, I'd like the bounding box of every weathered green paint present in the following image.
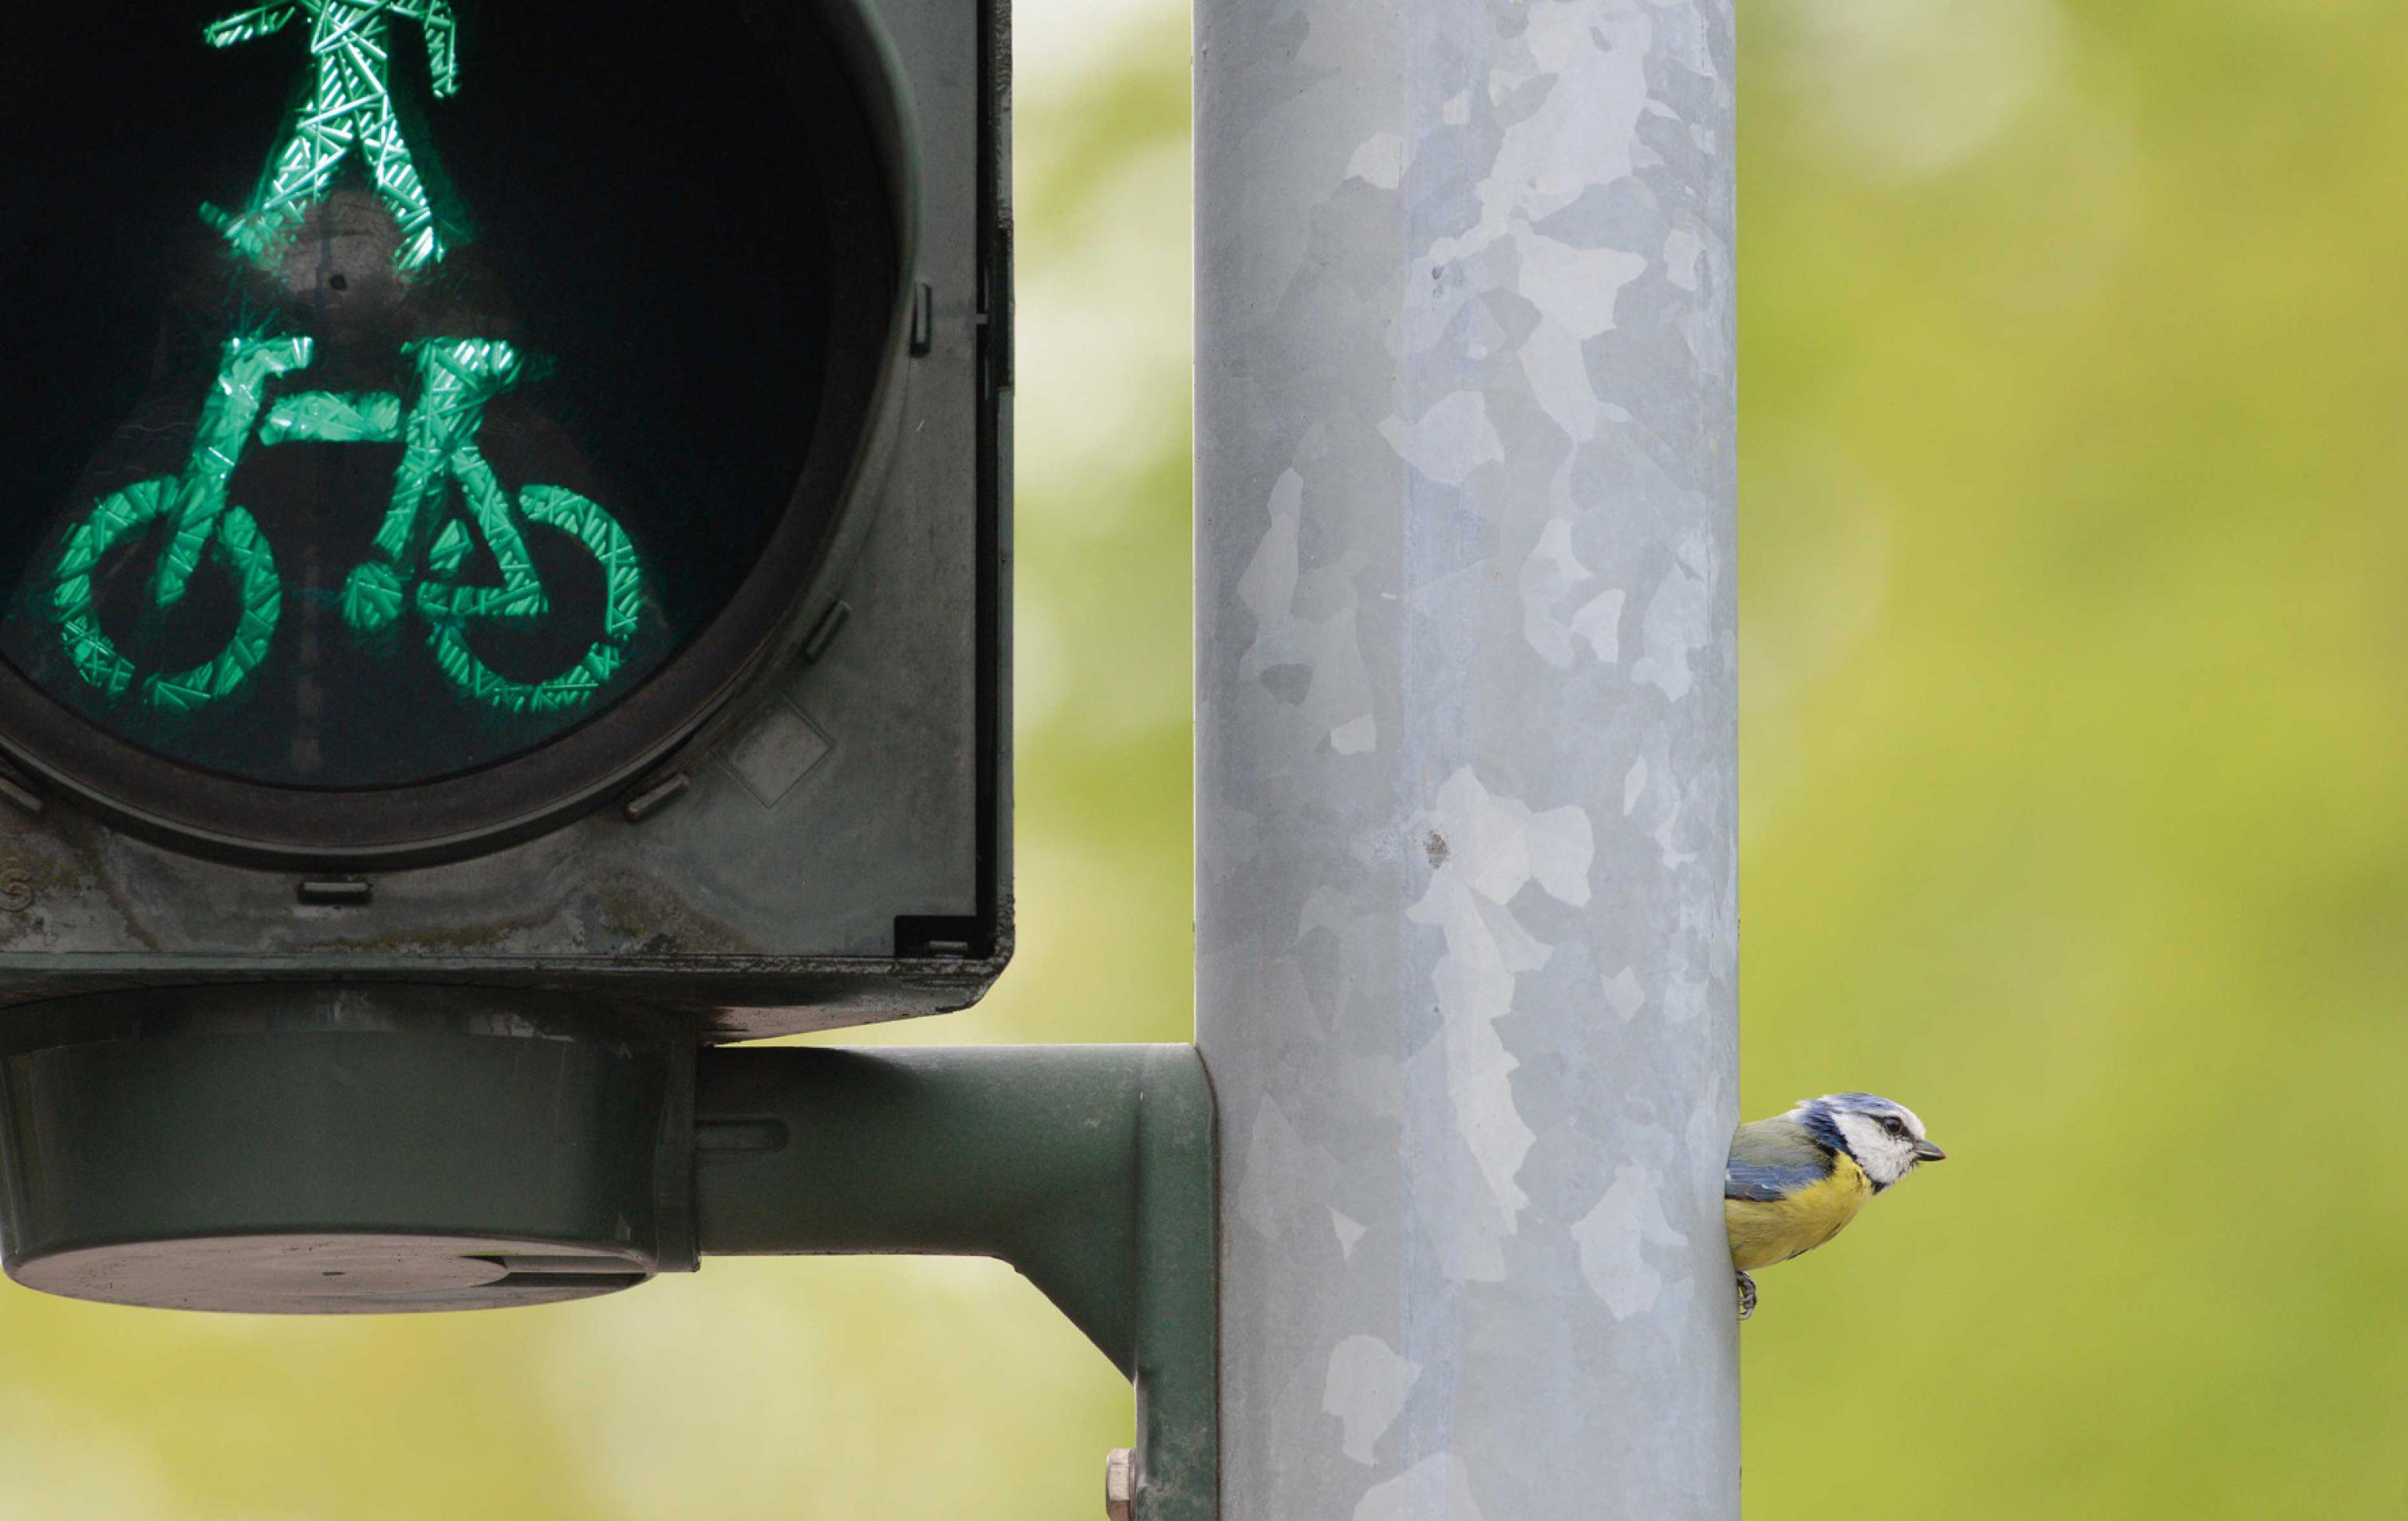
[695,1046,1220,1521]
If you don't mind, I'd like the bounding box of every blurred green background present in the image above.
[3,0,2403,1515]
[1739,0,2408,1514]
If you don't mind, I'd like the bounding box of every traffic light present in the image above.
[0,0,1010,1015]
[0,10,1214,1511]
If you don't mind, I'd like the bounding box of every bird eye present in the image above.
[1880,1116,1907,1136]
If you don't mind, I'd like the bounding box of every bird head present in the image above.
[1791,1093,1945,1192]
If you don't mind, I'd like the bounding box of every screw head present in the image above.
[1104,1448,1135,1521]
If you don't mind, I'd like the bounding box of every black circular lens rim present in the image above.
[0,0,915,869]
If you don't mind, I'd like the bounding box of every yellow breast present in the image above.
[1725,1152,1873,1271]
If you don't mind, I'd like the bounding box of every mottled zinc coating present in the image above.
[1196,2,1738,1517]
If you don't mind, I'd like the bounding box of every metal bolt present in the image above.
[1104,1448,1134,1521]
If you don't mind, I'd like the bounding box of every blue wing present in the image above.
[1724,1160,1829,1202]
[1725,1117,1835,1201]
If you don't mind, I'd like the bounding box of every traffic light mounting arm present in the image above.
[693,1045,1219,1521]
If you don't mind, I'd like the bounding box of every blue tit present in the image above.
[1724,1092,1945,1319]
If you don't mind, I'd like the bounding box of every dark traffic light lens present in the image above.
[0,1,905,853]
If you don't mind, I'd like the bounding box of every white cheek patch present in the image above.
[1832,1110,1914,1188]
[1832,1110,1882,1160]
[1873,1142,1913,1188]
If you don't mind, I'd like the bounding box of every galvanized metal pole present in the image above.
[1195,2,1740,1516]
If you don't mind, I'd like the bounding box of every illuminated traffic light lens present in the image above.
[0,0,878,791]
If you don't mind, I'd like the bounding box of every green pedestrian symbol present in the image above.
[202,1,463,274]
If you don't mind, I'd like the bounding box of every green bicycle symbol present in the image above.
[53,334,644,716]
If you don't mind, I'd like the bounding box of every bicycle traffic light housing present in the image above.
[0,0,1011,1022]
[0,10,1220,1512]
[0,0,1017,1302]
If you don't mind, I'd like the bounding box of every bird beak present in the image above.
[1913,1140,1947,1162]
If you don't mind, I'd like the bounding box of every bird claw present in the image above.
[1735,1270,1756,1321]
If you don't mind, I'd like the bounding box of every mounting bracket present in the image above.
[0,994,1218,1519]
[694,1044,1219,1521]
